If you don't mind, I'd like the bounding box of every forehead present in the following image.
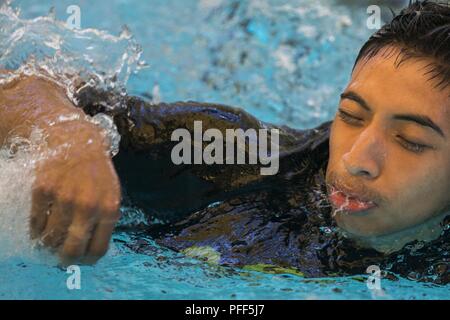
[347,47,450,131]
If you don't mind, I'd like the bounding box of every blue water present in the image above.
[0,0,448,299]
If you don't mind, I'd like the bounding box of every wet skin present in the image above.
[0,71,121,265]
[1,44,449,271]
[326,46,450,238]
[0,70,313,264]
[75,75,448,284]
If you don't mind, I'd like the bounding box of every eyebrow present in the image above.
[340,91,445,139]
[393,114,445,138]
[340,91,371,112]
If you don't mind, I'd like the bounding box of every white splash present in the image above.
[0,130,42,260]
[0,1,146,261]
[0,2,145,99]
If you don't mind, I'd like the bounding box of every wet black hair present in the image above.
[353,0,450,90]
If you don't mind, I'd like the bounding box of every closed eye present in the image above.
[395,135,431,154]
[337,109,363,126]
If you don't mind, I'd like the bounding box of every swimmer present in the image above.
[0,1,449,282]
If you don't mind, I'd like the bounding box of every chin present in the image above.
[334,213,388,238]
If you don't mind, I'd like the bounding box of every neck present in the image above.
[342,211,450,254]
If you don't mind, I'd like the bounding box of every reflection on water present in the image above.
[11,0,376,129]
[0,0,447,299]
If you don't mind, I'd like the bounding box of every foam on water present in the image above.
[0,1,146,97]
[0,0,447,299]
[0,153,33,259]
[0,0,145,156]
[0,130,41,260]
[0,0,145,260]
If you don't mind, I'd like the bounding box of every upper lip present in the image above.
[330,182,378,206]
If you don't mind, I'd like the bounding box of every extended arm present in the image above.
[0,72,121,265]
[76,87,330,223]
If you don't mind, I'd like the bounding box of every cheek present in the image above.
[385,156,450,219]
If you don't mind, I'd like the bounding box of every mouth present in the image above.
[328,184,378,214]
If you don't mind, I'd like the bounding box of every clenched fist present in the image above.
[31,136,121,265]
[0,72,122,265]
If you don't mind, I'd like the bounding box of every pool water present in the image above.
[0,0,448,299]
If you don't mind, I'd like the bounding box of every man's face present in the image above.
[326,47,450,237]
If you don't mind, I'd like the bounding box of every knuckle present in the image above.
[76,199,97,213]
[67,221,93,238]
[32,184,53,198]
[43,230,66,249]
[55,189,75,205]
[103,202,120,216]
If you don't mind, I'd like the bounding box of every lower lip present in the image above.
[328,189,377,214]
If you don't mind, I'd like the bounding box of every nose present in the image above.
[342,129,384,180]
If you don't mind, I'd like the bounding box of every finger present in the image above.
[40,200,74,249]
[59,207,97,266]
[83,219,117,264]
[30,187,54,240]
[83,183,121,264]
